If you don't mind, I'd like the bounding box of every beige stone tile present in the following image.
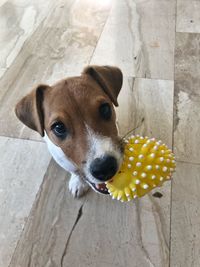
[91,0,176,80]
[117,77,174,148]
[0,0,111,140]
[174,33,200,163]
[174,91,200,163]
[170,162,200,267]
[61,192,171,267]
[38,0,111,81]
[9,160,86,267]
[10,160,172,267]
[0,0,56,79]
[0,136,51,267]
[177,0,200,33]
[10,77,174,267]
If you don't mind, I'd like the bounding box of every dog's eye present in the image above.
[99,103,112,120]
[51,122,68,139]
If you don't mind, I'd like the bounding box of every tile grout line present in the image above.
[169,1,178,267]
[126,76,174,82]
[176,31,200,35]
[176,160,200,166]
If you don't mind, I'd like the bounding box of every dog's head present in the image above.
[15,65,123,194]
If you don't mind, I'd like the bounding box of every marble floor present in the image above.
[0,0,200,266]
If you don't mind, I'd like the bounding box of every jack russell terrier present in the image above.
[15,65,124,197]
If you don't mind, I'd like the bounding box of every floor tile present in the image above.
[170,162,200,267]
[61,191,171,267]
[117,77,174,148]
[9,160,86,267]
[0,137,51,267]
[0,0,56,79]
[10,160,172,267]
[174,33,200,163]
[177,0,200,33]
[91,0,176,80]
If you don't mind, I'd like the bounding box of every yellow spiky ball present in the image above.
[106,135,176,202]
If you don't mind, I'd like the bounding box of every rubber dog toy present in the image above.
[106,135,175,202]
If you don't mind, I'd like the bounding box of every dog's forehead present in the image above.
[43,75,116,135]
[49,75,107,104]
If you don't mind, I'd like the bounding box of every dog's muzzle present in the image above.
[87,155,118,194]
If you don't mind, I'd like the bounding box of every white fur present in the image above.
[69,173,89,197]
[43,132,89,197]
[84,126,122,184]
[43,132,77,173]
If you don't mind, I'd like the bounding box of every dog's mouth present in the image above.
[86,180,109,195]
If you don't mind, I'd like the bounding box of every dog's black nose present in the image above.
[90,155,118,181]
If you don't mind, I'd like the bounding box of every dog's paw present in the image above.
[69,174,89,198]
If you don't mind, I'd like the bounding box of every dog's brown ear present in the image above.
[82,65,123,106]
[15,84,49,136]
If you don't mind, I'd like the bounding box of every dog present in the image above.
[15,65,124,197]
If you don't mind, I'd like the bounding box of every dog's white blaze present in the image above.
[43,132,77,173]
[84,126,122,183]
[87,127,121,162]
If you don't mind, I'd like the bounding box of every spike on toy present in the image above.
[106,136,176,202]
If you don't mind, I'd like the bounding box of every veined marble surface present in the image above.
[1,0,200,266]
[0,137,51,267]
[91,0,176,80]
[171,162,200,267]
[116,77,174,146]
[0,0,56,78]
[177,0,200,33]
[174,33,200,163]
